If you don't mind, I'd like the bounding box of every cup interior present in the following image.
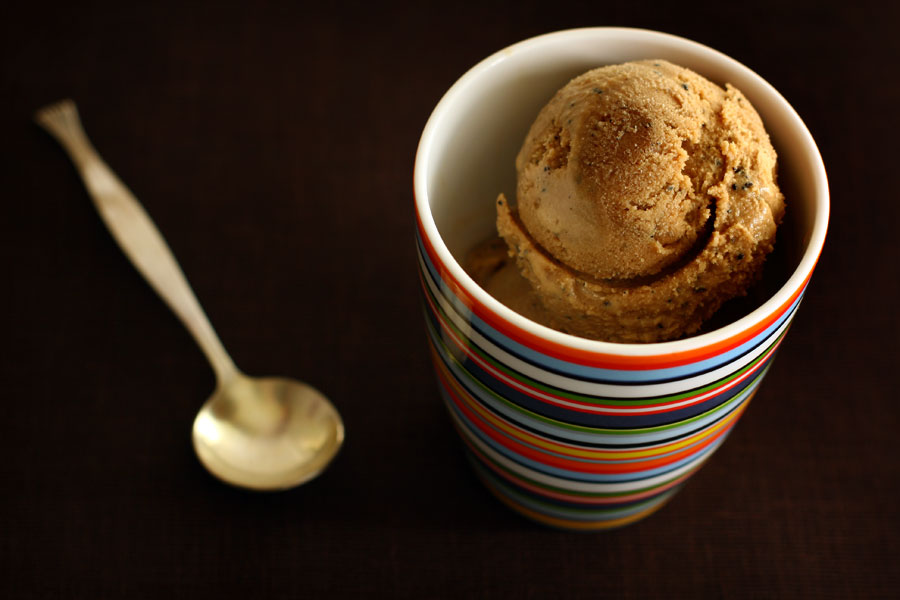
[415,28,828,350]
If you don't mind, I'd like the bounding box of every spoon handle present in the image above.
[35,100,239,385]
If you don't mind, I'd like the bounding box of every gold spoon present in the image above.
[35,100,345,491]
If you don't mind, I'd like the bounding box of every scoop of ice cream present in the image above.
[486,59,785,343]
[516,60,720,280]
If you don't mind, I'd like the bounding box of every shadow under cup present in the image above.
[414,29,829,530]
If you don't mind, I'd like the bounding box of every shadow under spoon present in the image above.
[35,100,345,491]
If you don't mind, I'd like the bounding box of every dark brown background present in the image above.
[3,0,898,597]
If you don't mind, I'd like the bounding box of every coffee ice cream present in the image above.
[468,59,785,343]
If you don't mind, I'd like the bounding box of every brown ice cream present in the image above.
[468,60,785,343]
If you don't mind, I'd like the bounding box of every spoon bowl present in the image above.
[36,100,345,491]
[193,375,344,490]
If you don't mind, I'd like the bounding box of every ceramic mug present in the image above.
[414,28,829,530]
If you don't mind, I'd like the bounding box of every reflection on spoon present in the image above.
[35,100,344,491]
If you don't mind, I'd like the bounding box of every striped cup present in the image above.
[414,28,829,530]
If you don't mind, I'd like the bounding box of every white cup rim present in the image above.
[414,27,829,358]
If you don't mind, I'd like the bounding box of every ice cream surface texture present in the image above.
[469,59,785,343]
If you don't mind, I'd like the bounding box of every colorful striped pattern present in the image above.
[416,217,806,530]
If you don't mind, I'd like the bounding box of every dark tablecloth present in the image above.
[3,1,898,597]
